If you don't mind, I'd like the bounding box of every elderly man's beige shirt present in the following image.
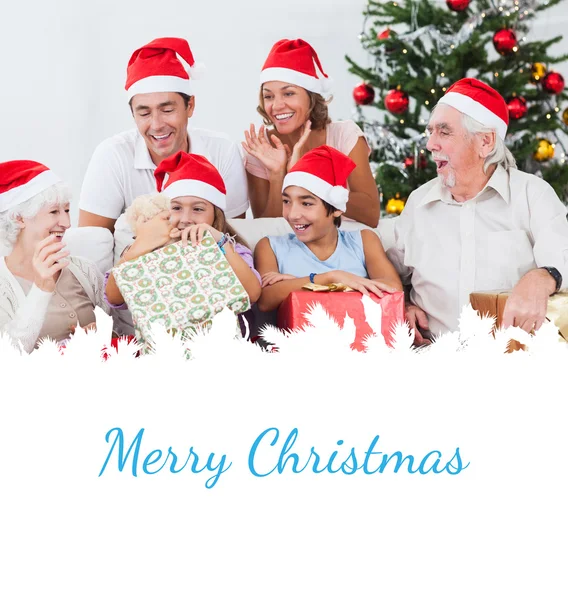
[386,166,568,335]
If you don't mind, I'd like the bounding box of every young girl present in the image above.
[254,145,402,313]
[242,38,380,227]
[105,151,261,312]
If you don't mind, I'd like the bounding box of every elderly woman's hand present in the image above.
[32,234,69,293]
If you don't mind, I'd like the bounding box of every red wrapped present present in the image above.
[277,290,405,351]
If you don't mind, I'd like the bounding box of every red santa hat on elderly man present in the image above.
[283,146,355,212]
[260,39,333,95]
[437,78,509,140]
[154,151,226,211]
[125,37,205,101]
[0,160,62,213]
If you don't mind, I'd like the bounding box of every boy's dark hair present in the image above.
[129,92,192,111]
[323,199,342,227]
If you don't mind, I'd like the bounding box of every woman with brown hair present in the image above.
[242,39,380,228]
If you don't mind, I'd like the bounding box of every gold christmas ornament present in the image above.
[531,62,546,83]
[563,107,568,126]
[534,138,555,162]
[386,193,406,214]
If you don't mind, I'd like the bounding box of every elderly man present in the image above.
[387,78,568,343]
[78,37,248,233]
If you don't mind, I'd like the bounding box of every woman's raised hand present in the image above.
[242,124,290,176]
[32,234,70,293]
[287,120,312,169]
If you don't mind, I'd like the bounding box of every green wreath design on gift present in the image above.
[227,298,248,313]
[193,268,211,281]
[187,306,211,323]
[151,302,166,314]
[190,294,206,305]
[201,235,215,248]
[149,313,172,329]
[173,281,197,298]
[137,277,153,289]
[230,284,245,296]
[215,261,230,271]
[121,264,144,282]
[134,289,158,307]
[208,292,226,305]
[160,256,183,274]
[212,272,235,290]
[162,244,178,256]
[169,300,186,314]
[120,283,134,295]
[198,247,220,266]
[176,269,192,280]
[131,308,146,321]
[155,275,172,289]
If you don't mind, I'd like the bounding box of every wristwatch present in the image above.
[540,266,562,294]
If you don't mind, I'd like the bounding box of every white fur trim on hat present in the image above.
[164,180,226,211]
[0,170,63,213]
[127,75,193,101]
[438,92,507,140]
[260,67,332,95]
[188,62,206,80]
[283,172,348,212]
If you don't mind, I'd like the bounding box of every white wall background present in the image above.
[1,0,567,223]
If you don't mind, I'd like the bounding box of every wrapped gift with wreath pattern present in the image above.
[112,231,250,349]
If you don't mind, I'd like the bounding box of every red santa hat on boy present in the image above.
[125,37,205,101]
[260,39,332,95]
[0,160,62,213]
[282,146,355,212]
[437,78,509,140]
[154,151,226,211]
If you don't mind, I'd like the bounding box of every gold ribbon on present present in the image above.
[302,282,355,292]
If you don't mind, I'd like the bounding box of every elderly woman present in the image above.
[242,38,380,228]
[0,160,107,352]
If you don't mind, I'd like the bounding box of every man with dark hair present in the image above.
[78,37,248,233]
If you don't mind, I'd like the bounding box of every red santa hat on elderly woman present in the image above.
[260,39,333,95]
[125,37,205,101]
[154,151,226,211]
[282,146,355,212]
[437,78,509,140]
[0,160,62,213]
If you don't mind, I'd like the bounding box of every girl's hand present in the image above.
[287,120,312,169]
[32,234,70,293]
[242,124,290,176]
[171,223,223,247]
[133,210,173,254]
[330,271,398,298]
[261,271,297,287]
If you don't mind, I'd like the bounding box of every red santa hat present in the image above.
[437,78,509,140]
[282,145,355,212]
[125,37,205,101]
[154,151,226,211]
[0,160,62,213]
[260,39,332,95]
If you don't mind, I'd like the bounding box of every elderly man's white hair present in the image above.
[461,113,517,173]
[0,182,71,251]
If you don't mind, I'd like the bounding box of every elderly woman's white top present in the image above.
[0,256,108,353]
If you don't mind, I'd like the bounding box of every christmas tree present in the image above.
[346,0,568,215]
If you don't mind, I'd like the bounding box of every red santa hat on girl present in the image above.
[437,78,509,140]
[125,37,205,101]
[0,160,62,213]
[260,39,333,95]
[282,145,355,212]
[154,151,226,211]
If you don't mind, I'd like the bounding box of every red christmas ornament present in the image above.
[507,96,527,120]
[403,155,428,169]
[385,88,409,114]
[403,156,414,168]
[446,0,470,11]
[493,28,517,55]
[378,28,391,40]
[542,72,565,94]
[353,83,375,106]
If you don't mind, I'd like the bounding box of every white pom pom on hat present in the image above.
[282,145,356,212]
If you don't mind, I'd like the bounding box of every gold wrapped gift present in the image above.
[302,282,355,292]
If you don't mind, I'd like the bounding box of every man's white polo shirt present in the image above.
[79,126,249,219]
